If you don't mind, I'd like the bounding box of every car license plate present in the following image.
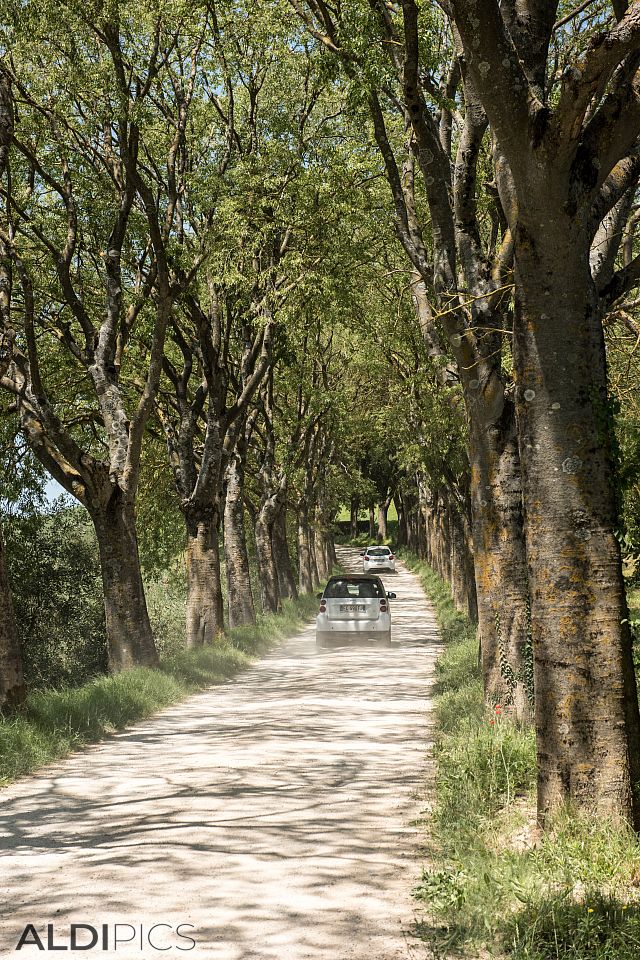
[340,604,366,612]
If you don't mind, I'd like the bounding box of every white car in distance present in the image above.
[316,575,396,648]
[361,545,396,573]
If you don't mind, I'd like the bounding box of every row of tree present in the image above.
[287,0,640,829]
[1,0,640,832]
[0,1,361,685]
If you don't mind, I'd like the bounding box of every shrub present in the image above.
[4,504,107,687]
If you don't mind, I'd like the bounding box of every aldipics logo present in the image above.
[13,923,196,952]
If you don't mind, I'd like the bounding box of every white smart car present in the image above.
[316,575,396,648]
[361,545,396,573]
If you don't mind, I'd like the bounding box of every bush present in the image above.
[4,503,107,688]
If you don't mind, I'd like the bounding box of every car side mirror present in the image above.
[316,592,323,599]
[359,551,366,556]
[387,592,396,599]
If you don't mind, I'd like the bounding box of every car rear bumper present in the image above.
[316,613,390,631]
[316,629,391,645]
[316,616,391,644]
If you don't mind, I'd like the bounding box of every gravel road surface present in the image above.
[0,546,441,960]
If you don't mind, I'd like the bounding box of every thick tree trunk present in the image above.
[91,492,159,670]
[308,531,320,588]
[255,501,280,614]
[468,402,532,721]
[272,504,298,601]
[377,502,388,542]
[297,508,313,594]
[462,513,478,623]
[0,523,25,710]
[368,503,375,541]
[324,538,333,580]
[224,455,256,629]
[450,508,469,612]
[314,523,330,583]
[515,220,640,825]
[185,506,224,647]
[327,536,337,569]
[402,482,421,553]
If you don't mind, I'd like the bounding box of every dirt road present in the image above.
[0,547,441,960]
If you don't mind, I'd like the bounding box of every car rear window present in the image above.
[324,578,384,599]
[367,548,391,556]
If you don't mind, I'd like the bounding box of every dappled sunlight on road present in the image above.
[0,547,441,959]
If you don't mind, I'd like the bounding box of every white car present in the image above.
[361,545,396,573]
[316,575,396,648]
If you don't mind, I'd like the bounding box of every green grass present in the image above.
[404,550,640,960]
[0,590,320,787]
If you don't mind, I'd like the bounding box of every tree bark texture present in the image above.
[515,219,640,825]
[377,502,388,542]
[272,504,298,601]
[314,524,331,583]
[297,507,313,594]
[0,523,25,710]
[468,402,532,721]
[450,505,479,625]
[255,500,280,614]
[185,506,224,647]
[308,530,320,588]
[91,492,159,671]
[223,455,256,629]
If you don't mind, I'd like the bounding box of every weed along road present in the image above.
[0,547,441,960]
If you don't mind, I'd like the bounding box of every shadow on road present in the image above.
[0,547,441,960]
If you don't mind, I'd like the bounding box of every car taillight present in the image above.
[379,599,387,611]
[388,555,395,559]
[319,601,326,613]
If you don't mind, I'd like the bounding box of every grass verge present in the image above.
[401,550,640,960]
[0,591,320,787]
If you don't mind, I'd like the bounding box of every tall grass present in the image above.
[403,550,640,960]
[0,590,319,787]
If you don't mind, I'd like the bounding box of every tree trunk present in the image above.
[0,523,25,710]
[314,524,330,583]
[396,491,407,547]
[91,492,159,671]
[350,495,359,540]
[462,512,478,623]
[515,219,640,825]
[468,401,532,721]
[377,502,388,542]
[308,531,320,588]
[297,507,313,594]
[185,505,224,647]
[326,533,336,570]
[255,500,280,615]
[322,532,335,579]
[368,503,375,541]
[273,503,298,601]
[402,482,420,553]
[223,455,256,629]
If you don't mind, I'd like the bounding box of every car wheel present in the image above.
[316,635,326,649]
[381,632,392,648]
